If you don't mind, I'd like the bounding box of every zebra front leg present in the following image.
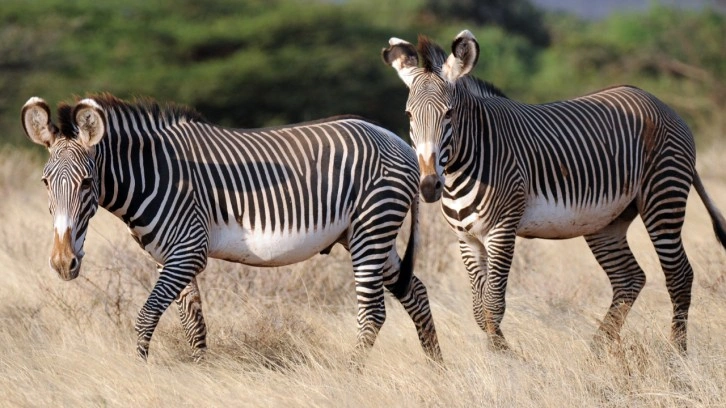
[175,277,207,361]
[481,225,518,351]
[457,235,489,335]
[136,257,204,360]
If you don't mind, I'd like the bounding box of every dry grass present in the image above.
[1,145,725,407]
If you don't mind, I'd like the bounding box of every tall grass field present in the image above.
[1,146,725,407]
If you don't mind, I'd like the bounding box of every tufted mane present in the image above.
[57,103,74,138]
[57,93,206,137]
[415,35,508,99]
[417,35,447,73]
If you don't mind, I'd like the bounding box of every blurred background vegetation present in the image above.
[1,0,724,149]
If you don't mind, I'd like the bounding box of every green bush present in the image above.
[1,0,723,147]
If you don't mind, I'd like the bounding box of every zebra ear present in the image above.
[382,37,419,88]
[73,99,106,148]
[22,97,58,148]
[442,30,479,84]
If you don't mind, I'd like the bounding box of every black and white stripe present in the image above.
[383,30,726,353]
[22,94,441,363]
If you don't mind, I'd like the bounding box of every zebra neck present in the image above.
[447,100,488,181]
[94,126,178,229]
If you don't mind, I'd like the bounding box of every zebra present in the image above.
[382,30,726,353]
[21,94,442,363]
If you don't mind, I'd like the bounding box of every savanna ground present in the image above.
[1,145,725,408]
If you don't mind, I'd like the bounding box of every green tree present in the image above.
[422,0,551,46]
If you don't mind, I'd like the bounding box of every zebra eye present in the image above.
[41,178,49,188]
[80,177,93,190]
[405,111,412,120]
[444,109,453,120]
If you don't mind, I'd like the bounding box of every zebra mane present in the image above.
[417,35,447,73]
[57,93,206,137]
[461,76,508,99]
[57,103,74,139]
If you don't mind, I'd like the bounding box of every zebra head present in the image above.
[383,30,479,202]
[22,97,106,280]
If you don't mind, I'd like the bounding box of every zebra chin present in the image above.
[420,174,443,203]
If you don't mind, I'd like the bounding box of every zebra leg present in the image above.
[639,180,693,353]
[352,267,385,362]
[584,203,645,351]
[175,277,207,361]
[481,224,518,351]
[384,269,442,363]
[136,256,205,360]
[348,236,388,364]
[457,235,489,334]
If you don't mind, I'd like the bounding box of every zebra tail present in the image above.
[390,194,419,298]
[693,171,726,248]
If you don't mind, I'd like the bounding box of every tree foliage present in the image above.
[0,0,724,148]
[423,0,551,46]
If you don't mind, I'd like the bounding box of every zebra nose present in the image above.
[50,229,81,280]
[420,174,443,203]
[50,254,80,280]
[69,257,80,276]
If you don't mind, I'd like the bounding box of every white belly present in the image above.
[208,220,349,267]
[517,194,635,239]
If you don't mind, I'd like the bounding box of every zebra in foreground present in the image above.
[382,30,726,353]
[22,94,441,363]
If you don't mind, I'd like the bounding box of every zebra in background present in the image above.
[22,94,442,363]
[382,30,726,353]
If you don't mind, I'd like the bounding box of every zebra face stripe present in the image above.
[406,74,454,202]
[43,138,99,280]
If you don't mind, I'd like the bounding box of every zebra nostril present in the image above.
[69,257,79,271]
[435,180,442,190]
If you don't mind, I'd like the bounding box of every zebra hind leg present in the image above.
[584,203,645,354]
[175,277,208,361]
[351,269,385,367]
[351,242,386,365]
[384,271,443,364]
[640,179,693,353]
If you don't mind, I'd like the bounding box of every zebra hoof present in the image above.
[192,347,207,363]
[136,341,150,362]
[488,334,510,352]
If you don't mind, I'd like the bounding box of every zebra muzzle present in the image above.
[420,174,443,203]
[50,228,81,280]
[417,151,443,202]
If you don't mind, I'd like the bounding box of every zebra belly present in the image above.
[517,194,635,239]
[208,221,349,267]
